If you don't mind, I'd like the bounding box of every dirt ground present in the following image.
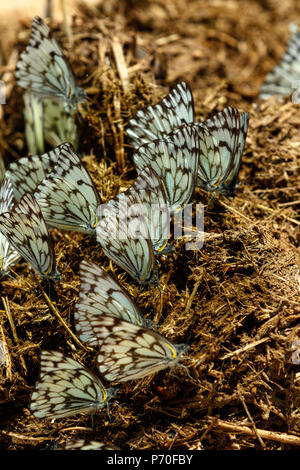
[0,0,299,451]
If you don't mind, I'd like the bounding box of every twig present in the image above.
[40,289,89,351]
[183,278,202,315]
[256,203,299,226]
[111,37,130,93]
[2,297,27,373]
[238,392,266,448]
[207,417,300,446]
[0,322,12,379]
[220,338,269,360]
[0,430,51,442]
[218,199,252,222]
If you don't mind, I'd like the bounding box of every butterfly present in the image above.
[15,16,85,111]
[63,439,120,450]
[30,350,117,419]
[23,91,45,155]
[23,91,78,155]
[259,24,300,101]
[96,199,158,286]
[74,260,152,344]
[43,98,78,149]
[0,192,61,281]
[133,125,200,213]
[196,107,249,195]
[6,145,62,201]
[74,313,189,382]
[33,142,101,234]
[127,81,194,150]
[0,178,21,276]
[127,82,249,195]
[106,167,172,254]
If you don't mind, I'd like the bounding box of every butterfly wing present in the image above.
[0,178,21,275]
[34,142,101,234]
[74,260,150,344]
[0,193,60,280]
[63,439,120,450]
[108,167,171,254]
[6,145,62,200]
[30,350,113,419]
[74,314,188,382]
[197,107,249,194]
[259,26,300,100]
[15,16,85,110]
[96,203,158,286]
[133,124,200,212]
[23,91,45,155]
[43,98,78,149]
[127,81,194,149]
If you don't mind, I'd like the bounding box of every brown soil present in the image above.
[0,0,299,451]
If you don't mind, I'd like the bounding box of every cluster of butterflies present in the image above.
[1,15,297,450]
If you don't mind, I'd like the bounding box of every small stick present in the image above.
[238,392,265,448]
[220,337,269,360]
[2,297,27,373]
[256,203,300,226]
[207,417,300,446]
[183,278,202,315]
[41,289,89,351]
[0,430,51,442]
[218,199,252,222]
[0,322,12,379]
[111,37,130,93]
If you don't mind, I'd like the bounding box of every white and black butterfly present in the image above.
[196,107,249,195]
[63,439,120,450]
[6,145,62,200]
[127,82,248,195]
[15,16,85,111]
[30,350,117,419]
[96,199,158,286]
[74,260,152,344]
[259,24,300,101]
[43,98,78,149]
[74,313,188,383]
[23,91,78,155]
[133,125,200,213]
[33,142,101,234]
[106,167,171,254]
[0,192,61,281]
[0,178,21,276]
[127,81,194,150]
[23,91,45,155]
